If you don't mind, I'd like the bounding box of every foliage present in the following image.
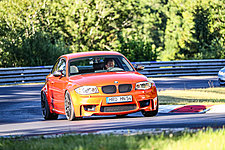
[161,0,225,60]
[0,0,70,67]
[0,0,225,67]
[117,0,166,62]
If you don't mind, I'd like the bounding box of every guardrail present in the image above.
[0,59,225,85]
[0,66,52,85]
[135,59,225,77]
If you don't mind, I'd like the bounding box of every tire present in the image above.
[141,100,158,117]
[41,92,58,120]
[65,91,76,121]
[219,79,225,86]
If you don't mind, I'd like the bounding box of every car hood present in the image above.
[69,71,148,87]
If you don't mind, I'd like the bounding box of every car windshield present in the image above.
[69,55,134,76]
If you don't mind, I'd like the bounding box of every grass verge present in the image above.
[158,87,225,105]
[1,128,225,150]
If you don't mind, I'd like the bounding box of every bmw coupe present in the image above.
[41,51,158,121]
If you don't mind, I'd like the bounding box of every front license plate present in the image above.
[106,95,132,104]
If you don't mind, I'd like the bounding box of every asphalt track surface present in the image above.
[0,76,224,137]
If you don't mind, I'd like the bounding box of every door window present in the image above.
[51,58,66,76]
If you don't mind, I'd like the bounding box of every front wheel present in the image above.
[65,91,76,121]
[219,79,225,86]
[41,92,58,120]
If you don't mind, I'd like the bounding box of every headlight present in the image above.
[135,81,151,90]
[75,86,99,95]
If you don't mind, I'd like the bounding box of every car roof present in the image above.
[61,51,122,60]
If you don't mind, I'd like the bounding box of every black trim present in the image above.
[102,85,117,94]
[139,100,150,108]
[118,84,132,93]
[100,104,136,112]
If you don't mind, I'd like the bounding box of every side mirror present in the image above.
[53,71,62,77]
[134,64,145,70]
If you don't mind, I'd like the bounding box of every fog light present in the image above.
[84,105,96,111]
[139,100,150,108]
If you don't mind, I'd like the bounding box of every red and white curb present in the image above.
[159,105,185,113]
[159,105,225,113]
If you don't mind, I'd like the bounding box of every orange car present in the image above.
[41,51,158,121]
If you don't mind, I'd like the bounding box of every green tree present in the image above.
[118,0,166,61]
[0,0,225,67]
[161,0,225,60]
[0,0,70,67]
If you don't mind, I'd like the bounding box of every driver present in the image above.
[105,58,115,70]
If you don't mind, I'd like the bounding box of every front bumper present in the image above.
[69,87,158,117]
